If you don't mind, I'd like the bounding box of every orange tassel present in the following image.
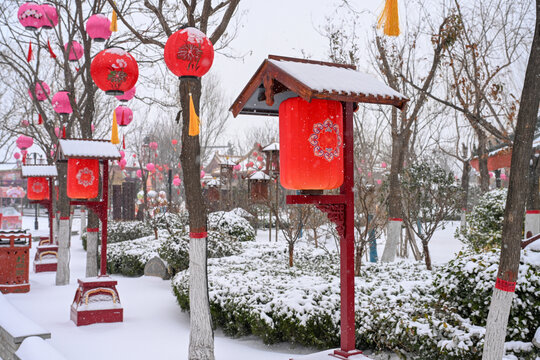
[377,0,400,36]
[27,42,33,62]
[47,39,56,58]
[188,93,200,136]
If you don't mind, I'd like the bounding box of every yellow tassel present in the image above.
[377,0,400,36]
[110,7,118,32]
[111,110,120,144]
[188,93,200,136]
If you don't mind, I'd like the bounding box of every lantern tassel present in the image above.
[188,93,200,136]
[62,126,66,138]
[110,7,118,32]
[111,110,120,144]
[38,113,43,125]
[47,39,57,58]
[377,0,400,37]
[27,42,33,62]
[122,135,126,149]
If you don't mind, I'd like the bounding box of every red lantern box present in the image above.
[0,232,31,294]
[27,177,49,200]
[67,159,99,199]
[279,97,343,190]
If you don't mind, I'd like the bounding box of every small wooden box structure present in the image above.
[248,171,270,202]
[0,231,31,294]
[21,165,58,273]
[57,139,122,326]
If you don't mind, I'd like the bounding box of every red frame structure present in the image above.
[230,55,408,358]
[0,233,31,294]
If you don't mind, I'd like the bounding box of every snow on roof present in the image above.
[262,143,279,151]
[59,139,121,160]
[269,58,406,100]
[0,163,19,172]
[249,171,270,180]
[218,157,237,166]
[207,178,221,187]
[21,165,57,178]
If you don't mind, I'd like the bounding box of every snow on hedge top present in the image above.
[21,165,57,178]
[269,59,406,100]
[59,139,121,160]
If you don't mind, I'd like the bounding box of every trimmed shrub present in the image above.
[208,211,255,242]
[108,220,153,244]
[107,234,164,276]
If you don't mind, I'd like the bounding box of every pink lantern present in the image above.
[148,142,158,151]
[173,178,181,187]
[157,166,163,172]
[86,14,111,42]
[146,163,155,172]
[381,162,387,169]
[200,170,205,178]
[28,81,50,101]
[119,158,127,169]
[247,161,254,168]
[501,173,508,181]
[14,153,21,160]
[172,139,178,146]
[64,41,83,62]
[376,179,382,185]
[18,2,43,30]
[115,106,133,126]
[256,155,263,162]
[20,120,30,128]
[489,172,494,178]
[16,135,33,150]
[136,169,142,178]
[91,124,95,132]
[133,154,137,158]
[119,150,125,159]
[357,167,362,173]
[40,3,58,29]
[116,86,136,102]
[54,127,60,137]
[233,164,241,171]
[367,172,372,178]
[52,91,73,114]
[50,150,54,157]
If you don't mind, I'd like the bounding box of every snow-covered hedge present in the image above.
[459,188,507,251]
[107,234,164,276]
[208,211,255,242]
[434,249,540,343]
[108,220,154,244]
[172,241,539,359]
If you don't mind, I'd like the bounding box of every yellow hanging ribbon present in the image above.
[110,5,118,32]
[188,93,200,136]
[377,0,400,37]
[111,110,120,144]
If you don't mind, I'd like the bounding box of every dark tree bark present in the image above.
[482,2,540,358]
[461,160,470,210]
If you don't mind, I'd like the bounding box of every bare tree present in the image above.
[274,204,311,267]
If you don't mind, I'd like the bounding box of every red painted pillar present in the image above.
[100,161,109,276]
[48,179,54,242]
[339,102,356,352]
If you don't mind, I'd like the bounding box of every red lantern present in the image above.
[67,159,99,199]
[14,153,21,160]
[146,163,155,172]
[27,177,49,200]
[28,81,50,101]
[116,86,135,102]
[40,3,58,29]
[90,47,139,95]
[16,135,33,150]
[171,139,178,146]
[86,14,111,42]
[279,97,343,190]
[51,91,73,114]
[65,41,84,62]
[18,2,43,30]
[256,155,263,162]
[115,106,133,126]
[164,27,214,78]
[148,142,158,151]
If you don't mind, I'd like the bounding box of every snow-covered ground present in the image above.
[3,216,464,359]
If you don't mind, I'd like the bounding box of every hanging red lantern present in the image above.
[247,161,254,168]
[86,14,112,42]
[200,170,205,178]
[51,91,73,114]
[65,41,84,62]
[90,47,139,95]
[40,3,58,29]
[28,81,50,101]
[173,177,181,187]
[116,86,135,102]
[18,2,43,30]
[279,97,343,190]
[136,169,142,178]
[163,27,214,78]
[20,120,30,128]
[119,158,127,170]
[27,177,49,200]
[16,135,33,151]
[148,142,158,151]
[256,155,263,162]
[146,163,155,172]
[115,105,133,126]
[171,139,178,146]
[14,153,21,160]
[67,158,99,199]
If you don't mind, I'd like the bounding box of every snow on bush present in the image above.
[208,211,255,242]
[172,241,539,359]
[108,220,154,244]
[459,188,507,251]
[107,233,165,276]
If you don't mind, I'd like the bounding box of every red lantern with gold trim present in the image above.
[164,27,214,78]
[67,158,99,199]
[27,177,49,200]
[90,47,139,95]
[279,97,343,190]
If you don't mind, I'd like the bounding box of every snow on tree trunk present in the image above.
[482,288,514,360]
[381,219,402,262]
[80,207,87,235]
[56,219,70,285]
[188,237,214,360]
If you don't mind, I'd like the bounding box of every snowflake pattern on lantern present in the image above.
[176,42,203,71]
[308,119,342,162]
[31,181,44,194]
[76,167,96,188]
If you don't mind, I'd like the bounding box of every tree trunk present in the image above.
[288,242,294,268]
[461,160,471,228]
[354,244,363,276]
[179,77,214,360]
[476,130,490,193]
[85,211,99,277]
[482,3,540,358]
[422,240,432,271]
[80,207,87,235]
[56,161,70,286]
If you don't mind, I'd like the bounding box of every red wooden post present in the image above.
[48,178,54,242]
[100,161,108,276]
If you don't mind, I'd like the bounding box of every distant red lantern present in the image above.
[28,81,50,101]
[67,158,99,199]
[14,153,21,160]
[90,47,139,95]
[86,14,111,42]
[115,105,133,126]
[116,86,136,102]
[173,178,181,187]
[200,170,205,178]
[164,27,214,78]
[119,158,127,170]
[279,97,343,190]
[40,3,58,29]
[18,2,43,30]
[247,161,254,168]
[27,177,49,200]
[136,169,142,178]
[256,155,263,162]
[148,142,158,151]
[51,91,73,114]
[16,135,33,150]
[20,120,30,128]
[172,139,178,146]
[146,163,155,172]
[65,41,84,62]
